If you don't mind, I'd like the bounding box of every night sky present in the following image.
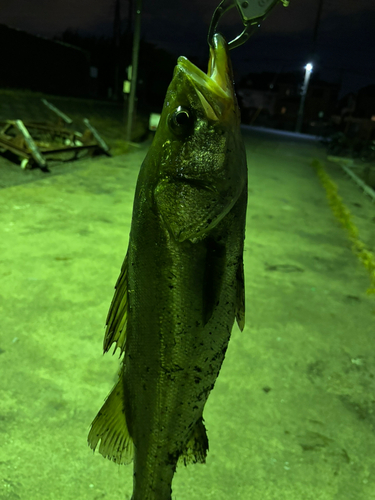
[2,0,375,96]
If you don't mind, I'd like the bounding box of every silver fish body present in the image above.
[88,33,247,500]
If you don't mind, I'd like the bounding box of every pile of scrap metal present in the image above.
[0,99,110,171]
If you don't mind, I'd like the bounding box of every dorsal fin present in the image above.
[103,251,129,355]
[88,370,134,464]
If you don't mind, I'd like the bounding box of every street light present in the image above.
[295,62,313,133]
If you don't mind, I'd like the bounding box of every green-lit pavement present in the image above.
[1,128,374,500]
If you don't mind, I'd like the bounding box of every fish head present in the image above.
[143,33,247,242]
[168,34,240,130]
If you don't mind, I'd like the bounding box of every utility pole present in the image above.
[310,0,323,68]
[312,0,324,55]
[113,0,121,99]
[125,0,142,143]
[126,0,133,34]
[294,0,322,134]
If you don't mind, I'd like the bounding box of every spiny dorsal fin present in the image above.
[178,416,209,466]
[235,255,245,331]
[88,371,134,464]
[103,251,129,355]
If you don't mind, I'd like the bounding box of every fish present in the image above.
[88,32,247,500]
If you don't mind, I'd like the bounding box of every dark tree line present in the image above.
[54,29,177,109]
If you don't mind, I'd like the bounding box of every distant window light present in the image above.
[371,115,375,122]
[281,107,287,114]
[286,89,290,96]
[318,111,324,118]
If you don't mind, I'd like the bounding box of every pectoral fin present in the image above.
[103,252,129,355]
[88,370,134,465]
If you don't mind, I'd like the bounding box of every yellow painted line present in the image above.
[312,159,375,296]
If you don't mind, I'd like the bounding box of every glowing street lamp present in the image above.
[295,62,313,133]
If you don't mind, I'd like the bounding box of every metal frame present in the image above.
[0,99,110,170]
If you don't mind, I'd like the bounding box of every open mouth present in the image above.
[177,33,232,101]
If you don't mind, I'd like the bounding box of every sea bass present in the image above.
[88,33,247,500]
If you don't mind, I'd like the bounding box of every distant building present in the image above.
[304,81,340,124]
[237,71,340,133]
[352,85,375,120]
[333,85,375,141]
[237,73,289,126]
[0,24,91,97]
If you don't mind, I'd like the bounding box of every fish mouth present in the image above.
[177,33,234,118]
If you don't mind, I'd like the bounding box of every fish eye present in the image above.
[169,106,194,136]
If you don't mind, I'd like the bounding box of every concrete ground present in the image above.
[0,127,374,500]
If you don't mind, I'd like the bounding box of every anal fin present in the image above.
[178,416,209,466]
[88,370,134,465]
